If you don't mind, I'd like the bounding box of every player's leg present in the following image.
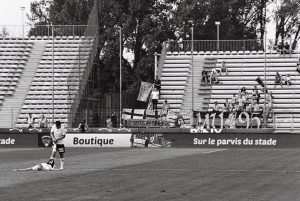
[14,164,41,171]
[57,144,65,170]
[50,143,57,159]
[59,153,64,170]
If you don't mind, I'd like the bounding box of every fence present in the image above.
[165,39,300,53]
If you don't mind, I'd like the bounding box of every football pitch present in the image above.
[0,147,300,201]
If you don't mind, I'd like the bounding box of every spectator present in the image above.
[274,72,283,88]
[111,112,117,128]
[154,76,161,92]
[277,42,283,54]
[225,112,236,129]
[178,37,183,51]
[283,42,290,54]
[27,113,34,128]
[231,94,238,105]
[196,122,204,133]
[220,61,228,75]
[296,59,300,73]
[201,69,209,85]
[252,86,258,95]
[240,87,247,96]
[78,119,88,133]
[151,88,159,111]
[210,68,220,84]
[212,101,221,113]
[161,100,170,118]
[252,90,260,104]
[106,116,112,128]
[252,102,261,118]
[237,95,245,112]
[284,74,291,86]
[39,115,48,128]
[224,99,230,112]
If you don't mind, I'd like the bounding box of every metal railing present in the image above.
[165,39,300,54]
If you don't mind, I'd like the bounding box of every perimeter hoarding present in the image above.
[64,133,132,147]
[0,134,38,148]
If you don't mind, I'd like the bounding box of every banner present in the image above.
[137,82,153,102]
[0,134,38,148]
[64,133,131,147]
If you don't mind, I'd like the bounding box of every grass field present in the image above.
[0,147,300,201]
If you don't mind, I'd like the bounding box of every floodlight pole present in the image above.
[191,26,194,113]
[215,21,220,52]
[119,27,122,127]
[21,7,25,38]
[52,24,54,125]
[263,2,267,128]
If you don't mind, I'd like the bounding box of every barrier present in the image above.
[0,134,38,148]
[1,128,299,148]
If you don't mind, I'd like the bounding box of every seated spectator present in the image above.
[231,94,238,105]
[39,115,48,128]
[240,87,247,96]
[220,61,228,75]
[161,100,170,117]
[252,90,260,104]
[296,59,300,73]
[210,68,220,84]
[78,119,88,133]
[212,101,221,113]
[284,74,292,86]
[252,102,261,118]
[224,99,230,112]
[245,103,253,112]
[237,95,245,112]
[277,42,283,54]
[225,112,236,129]
[201,69,209,84]
[283,42,290,54]
[274,71,283,88]
[196,122,204,133]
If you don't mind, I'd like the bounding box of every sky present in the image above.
[0,0,32,37]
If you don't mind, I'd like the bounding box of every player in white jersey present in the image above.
[50,121,66,170]
[14,159,56,171]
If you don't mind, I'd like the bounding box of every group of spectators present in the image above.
[27,113,49,128]
[274,71,292,87]
[202,61,227,85]
[276,42,291,55]
[212,85,274,117]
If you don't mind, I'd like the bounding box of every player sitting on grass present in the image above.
[14,159,58,171]
[50,121,66,170]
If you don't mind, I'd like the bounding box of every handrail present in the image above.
[66,1,99,126]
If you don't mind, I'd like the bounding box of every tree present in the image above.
[0,27,9,38]
[271,0,300,49]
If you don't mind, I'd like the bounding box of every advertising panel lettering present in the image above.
[64,133,131,147]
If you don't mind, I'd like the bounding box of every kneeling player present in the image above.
[14,159,57,171]
[50,121,66,170]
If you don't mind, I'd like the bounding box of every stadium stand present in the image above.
[13,37,93,128]
[0,39,33,127]
[158,49,300,133]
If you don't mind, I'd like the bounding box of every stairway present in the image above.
[0,41,46,128]
[181,56,206,112]
[158,54,191,112]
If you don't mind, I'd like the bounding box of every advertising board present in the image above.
[64,133,131,147]
[0,134,38,148]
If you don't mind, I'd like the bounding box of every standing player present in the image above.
[50,121,66,170]
[14,159,56,171]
